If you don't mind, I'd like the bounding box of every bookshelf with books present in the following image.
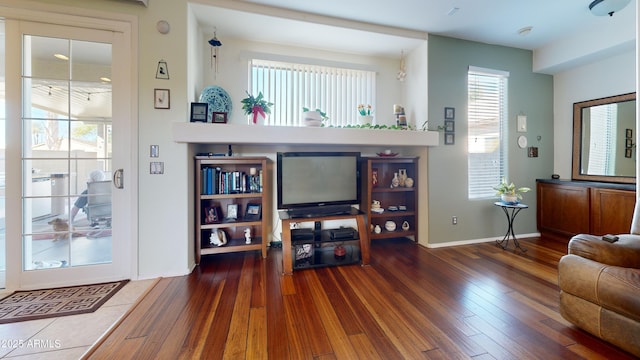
[195,156,271,264]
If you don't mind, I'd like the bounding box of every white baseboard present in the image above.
[424,232,541,248]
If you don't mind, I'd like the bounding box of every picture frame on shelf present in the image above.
[444,107,455,120]
[204,206,221,224]
[244,203,262,221]
[212,112,228,124]
[226,203,239,220]
[154,89,170,109]
[190,102,208,122]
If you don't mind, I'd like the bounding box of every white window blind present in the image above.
[249,59,376,126]
[467,66,509,199]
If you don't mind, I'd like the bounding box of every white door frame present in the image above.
[2,6,138,290]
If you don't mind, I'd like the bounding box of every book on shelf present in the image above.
[201,166,263,195]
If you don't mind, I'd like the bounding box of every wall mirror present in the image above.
[572,92,636,184]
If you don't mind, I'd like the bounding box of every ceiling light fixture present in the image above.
[518,26,533,36]
[589,0,631,16]
[54,53,69,61]
[447,7,460,16]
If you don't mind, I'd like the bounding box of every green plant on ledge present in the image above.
[241,91,273,124]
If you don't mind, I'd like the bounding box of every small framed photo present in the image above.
[204,206,221,224]
[445,107,455,120]
[445,133,455,145]
[626,148,633,158]
[212,112,227,124]
[444,120,455,132]
[154,89,170,109]
[626,138,633,148]
[190,102,208,122]
[626,128,633,139]
[226,204,239,220]
[244,203,262,221]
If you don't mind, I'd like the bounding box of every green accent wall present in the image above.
[427,35,554,245]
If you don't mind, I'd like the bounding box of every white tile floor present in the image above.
[0,279,156,359]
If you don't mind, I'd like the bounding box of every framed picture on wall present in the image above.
[445,133,455,145]
[444,120,455,132]
[154,89,170,109]
[444,107,455,120]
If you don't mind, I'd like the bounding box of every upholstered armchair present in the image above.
[558,202,640,357]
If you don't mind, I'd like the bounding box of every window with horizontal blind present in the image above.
[249,59,376,126]
[467,66,509,199]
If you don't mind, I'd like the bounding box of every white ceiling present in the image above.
[191,0,636,72]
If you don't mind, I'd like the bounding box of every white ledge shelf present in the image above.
[172,123,440,147]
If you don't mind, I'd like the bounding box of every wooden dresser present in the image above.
[536,179,636,242]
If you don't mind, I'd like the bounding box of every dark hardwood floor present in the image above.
[86,237,637,359]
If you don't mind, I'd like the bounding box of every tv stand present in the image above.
[279,209,370,275]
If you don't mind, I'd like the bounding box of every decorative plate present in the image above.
[376,152,399,157]
[199,86,232,123]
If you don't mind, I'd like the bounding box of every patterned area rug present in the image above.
[0,280,129,324]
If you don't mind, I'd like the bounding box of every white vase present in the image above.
[303,111,323,127]
[359,115,374,125]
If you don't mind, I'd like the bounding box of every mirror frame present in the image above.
[572,92,636,184]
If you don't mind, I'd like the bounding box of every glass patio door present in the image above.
[5,19,133,289]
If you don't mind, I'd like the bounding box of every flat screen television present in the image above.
[277,151,361,217]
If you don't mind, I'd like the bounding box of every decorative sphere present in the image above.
[404,177,414,187]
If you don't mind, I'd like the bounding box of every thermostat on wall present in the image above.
[517,135,528,148]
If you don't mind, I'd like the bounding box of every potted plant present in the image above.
[493,178,531,204]
[241,91,273,125]
[302,107,328,127]
[357,104,374,125]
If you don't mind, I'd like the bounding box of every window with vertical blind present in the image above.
[467,66,509,199]
[249,59,376,126]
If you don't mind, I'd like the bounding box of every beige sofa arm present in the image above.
[568,234,640,269]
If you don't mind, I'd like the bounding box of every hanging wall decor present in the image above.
[156,60,169,80]
[208,28,223,78]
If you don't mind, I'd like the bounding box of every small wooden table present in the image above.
[279,209,370,275]
[494,202,528,252]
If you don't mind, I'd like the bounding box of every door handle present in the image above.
[113,169,124,189]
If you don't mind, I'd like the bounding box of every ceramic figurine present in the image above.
[385,220,397,232]
[402,221,410,231]
[374,224,382,234]
[398,169,407,187]
[391,173,400,188]
[244,228,252,244]
[210,229,227,246]
[404,177,414,188]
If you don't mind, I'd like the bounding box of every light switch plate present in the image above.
[150,145,159,157]
[517,115,527,132]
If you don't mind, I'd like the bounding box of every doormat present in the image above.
[0,280,129,324]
